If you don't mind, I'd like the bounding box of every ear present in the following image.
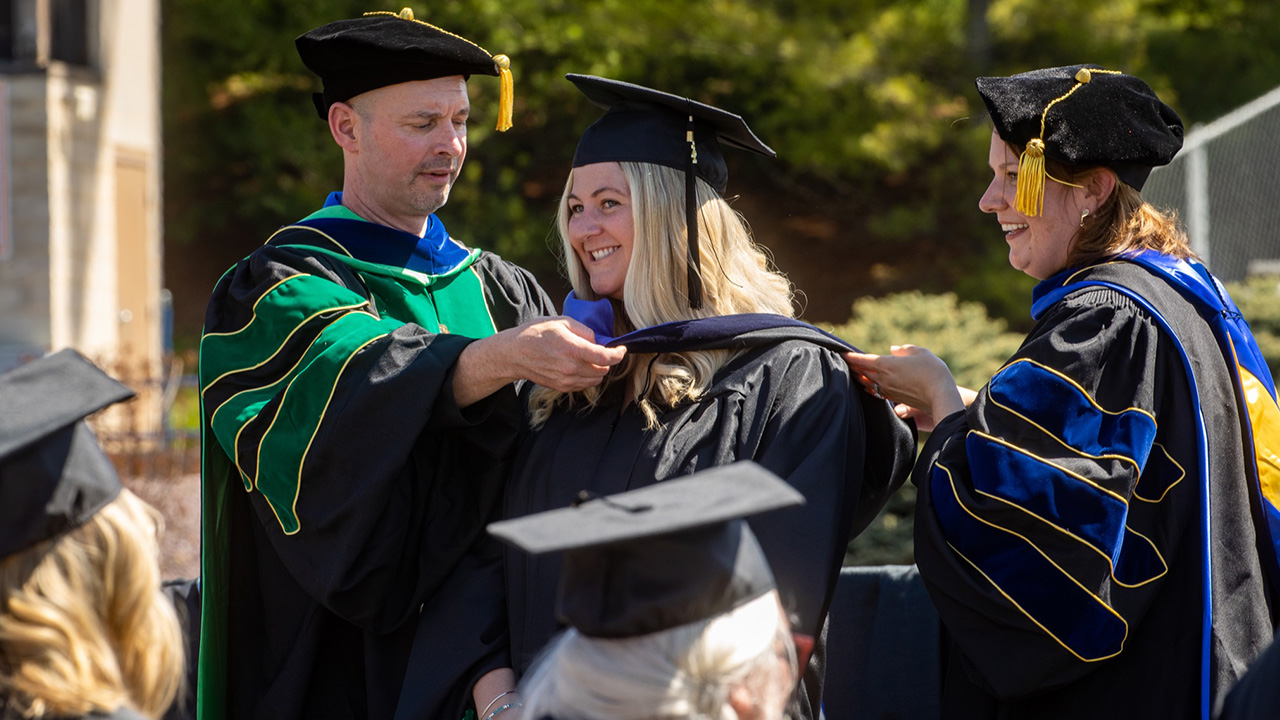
[1081,167,1118,208]
[328,101,360,152]
[727,684,761,720]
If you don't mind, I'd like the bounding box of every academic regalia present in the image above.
[0,350,154,720]
[505,317,916,719]
[1217,632,1280,720]
[914,256,1277,718]
[493,462,807,720]
[505,74,914,719]
[198,196,553,720]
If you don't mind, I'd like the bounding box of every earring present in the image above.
[1079,208,1091,227]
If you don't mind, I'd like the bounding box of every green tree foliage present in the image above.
[162,0,1280,339]
[823,292,1023,565]
[1227,277,1280,380]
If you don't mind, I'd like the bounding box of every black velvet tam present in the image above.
[567,74,776,194]
[976,64,1183,190]
[0,350,133,559]
[489,461,802,638]
[297,8,502,119]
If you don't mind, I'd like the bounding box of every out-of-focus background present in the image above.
[3,0,1280,577]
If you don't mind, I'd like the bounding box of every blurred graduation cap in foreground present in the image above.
[489,461,803,638]
[0,349,134,559]
[567,74,776,310]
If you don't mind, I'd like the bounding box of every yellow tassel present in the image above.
[1016,138,1046,217]
[494,54,513,132]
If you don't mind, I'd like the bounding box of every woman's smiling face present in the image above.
[567,162,635,300]
[978,130,1089,280]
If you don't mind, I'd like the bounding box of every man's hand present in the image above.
[453,316,627,407]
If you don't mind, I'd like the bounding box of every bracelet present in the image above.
[485,702,523,720]
[480,690,516,718]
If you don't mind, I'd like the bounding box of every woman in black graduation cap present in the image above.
[846,65,1280,719]
[504,75,915,719]
[0,351,186,720]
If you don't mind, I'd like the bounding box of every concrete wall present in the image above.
[1,0,164,432]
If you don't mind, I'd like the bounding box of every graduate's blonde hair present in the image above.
[0,489,185,719]
[519,590,796,720]
[529,162,793,429]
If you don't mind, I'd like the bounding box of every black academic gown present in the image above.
[915,260,1276,718]
[505,326,916,719]
[200,228,553,720]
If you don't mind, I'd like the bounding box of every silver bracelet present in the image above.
[485,702,523,720]
[480,690,516,718]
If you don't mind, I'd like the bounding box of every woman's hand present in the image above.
[844,345,966,432]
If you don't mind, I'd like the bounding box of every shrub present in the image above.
[823,291,1024,565]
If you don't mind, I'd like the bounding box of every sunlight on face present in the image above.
[566,162,636,300]
[977,130,1087,280]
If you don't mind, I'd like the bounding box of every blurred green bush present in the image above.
[824,291,1023,565]
[1227,277,1280,381]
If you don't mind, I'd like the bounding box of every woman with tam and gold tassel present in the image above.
[847,65,1280,719]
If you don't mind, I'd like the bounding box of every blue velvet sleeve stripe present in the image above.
[932,461,1129,661]
[988,359,1158,473]
[967,432,1129,563]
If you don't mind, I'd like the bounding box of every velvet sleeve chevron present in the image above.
[199,244,501,629]
[913,286,1198,700]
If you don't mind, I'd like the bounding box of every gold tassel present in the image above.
[494,54,513,132]
[1016,138,1046,217]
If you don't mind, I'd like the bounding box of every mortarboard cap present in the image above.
[489,461,803,638]
[566,74,776,309]
[0,349,134,559]
[297,7,514,130]
[976,64,1183,217]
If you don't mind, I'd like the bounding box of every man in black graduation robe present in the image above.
[197,13,623,720]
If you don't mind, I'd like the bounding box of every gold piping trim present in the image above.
[214,312,370,482]
[937,461,1128,662]
[273,332,391,535]
[202,274,310,340]
[267,224,356,258]
[1132,442,1185,504]
[201,300,373,397]
[970,429,1130,506]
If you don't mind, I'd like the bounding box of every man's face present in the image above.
[349,76,470,219]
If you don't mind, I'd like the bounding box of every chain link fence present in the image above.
[1145,85,1280,282]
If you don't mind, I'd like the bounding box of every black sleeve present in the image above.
[912,287,1185,699]
[201,244,514,633]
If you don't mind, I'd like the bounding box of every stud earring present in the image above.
[1080,208,1091,227]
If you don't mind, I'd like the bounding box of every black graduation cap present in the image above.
[489,461,803,638]
[567,74,776,309]
[0,349,134,559]
[296,7,513,130]
[976,64,1183,216]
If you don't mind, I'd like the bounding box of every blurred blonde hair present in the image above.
[520,590,796,720]
[0,489,184,719]
[530,161,793,429]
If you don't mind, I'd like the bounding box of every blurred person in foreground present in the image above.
[0,350,184,720]
[846,64,1280,718]
[493,462,804,720]
[503,75,915,719]
[196,8,623,720]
